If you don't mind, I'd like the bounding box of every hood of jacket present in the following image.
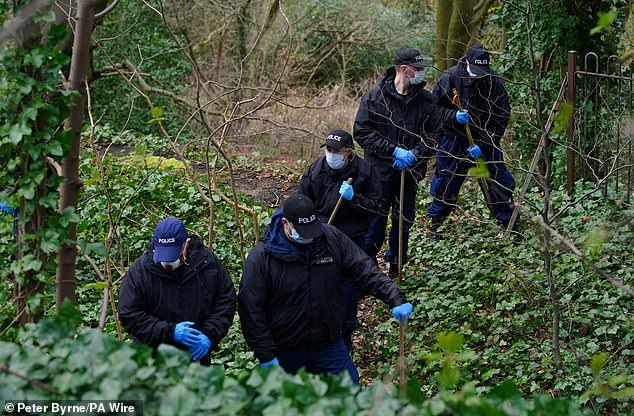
[263,209,316,263]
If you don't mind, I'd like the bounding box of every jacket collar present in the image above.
[264,209,319,263]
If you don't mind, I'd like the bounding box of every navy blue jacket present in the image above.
[118,236,236,354]
[433,56,510,146]
[238,210,406,362]
[298,155,384,239]
[353,66,457,181]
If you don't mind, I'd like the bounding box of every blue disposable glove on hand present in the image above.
[260,357,280,368]
[339,181,354,201]
[392,147,409,159]
[173,321,202,347]
[392,302,414,324]
[189,333,212,361]
[467,144,482,159]
[456,110,469,125]
[403,150,417,167]
[0,202,17,216]
[393,147,416,167]
[392,158,407,170]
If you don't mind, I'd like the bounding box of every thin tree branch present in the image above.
[0,0,52,44]
[0,365,60,395]
[94,0,120,20]
[517,204,634,297]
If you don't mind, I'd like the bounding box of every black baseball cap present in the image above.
[320,129,354,150]
[393,47,431,69]
[153,218,189,262]
[466,44,492,76]
[282,194,323,239]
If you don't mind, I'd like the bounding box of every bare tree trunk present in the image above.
[13,4,48,325]
[436,0,452,71]
[446,0,475,65]
[435,0,493,70]
[525,0,562,367]
[542,172,562,368]
[56,0,96,310]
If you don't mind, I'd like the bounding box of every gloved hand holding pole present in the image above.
[452,88,495,215]
[328,178,354,224]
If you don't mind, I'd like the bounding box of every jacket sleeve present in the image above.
[429,71,468,145]
[334,228,406,307]
[238,249,277,363]
[297,166,315,202]
[490,76,510,140]
[199,255,237,347]
[353,90,397,158]
[118,266,175,348]
[348,163,384,217]
[411,100,454,159]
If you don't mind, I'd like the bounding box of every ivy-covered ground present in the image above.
[0,303,590,415]
[1,150,632,415]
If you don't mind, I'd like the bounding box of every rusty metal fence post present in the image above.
[566,50,577,196]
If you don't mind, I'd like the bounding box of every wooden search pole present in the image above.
[328,178,353,225]
[398,169,406,386]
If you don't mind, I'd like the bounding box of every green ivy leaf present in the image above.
[468,159,490,180]
[437,365,461,389]
[590,352,608,374]
[611,387,634,399]
[7,123,31,145]
[151,107,163,119]
[83,282,109,291]
[60,206,80,227]
[148,107,166,124]
[49,142,64,156]
[22,254,42,272]
[553,101,573,133]
[589,9,617,36]
[34,9,57,23]
[24,50,46,69]
[159,384,200,416]
[437,332,464,352]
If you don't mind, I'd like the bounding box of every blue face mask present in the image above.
[409,69,426,85]
[325,151,345,170]
[290,228,313,244]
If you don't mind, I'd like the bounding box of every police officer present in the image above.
[118,218,236,364]
[238,194,413,383]
[354,47,468,276]
[298,129,383,352]
[427,44,515,237]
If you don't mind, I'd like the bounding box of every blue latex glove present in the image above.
[189,333,212,361]
[456,110,469,125]
[467,144,482,159]
[0,202,17,216]
[393,147,416,167]
[402,150,417,167]
[392,158,407,170]
[392,147,409,159]
[173,321,201,347]
[260,357,280,368]
[339,181,354,201]
[392,302,414,325]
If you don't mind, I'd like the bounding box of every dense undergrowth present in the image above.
[3,150,632,414]
[364,181,634,415]
[0,302,591,415]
